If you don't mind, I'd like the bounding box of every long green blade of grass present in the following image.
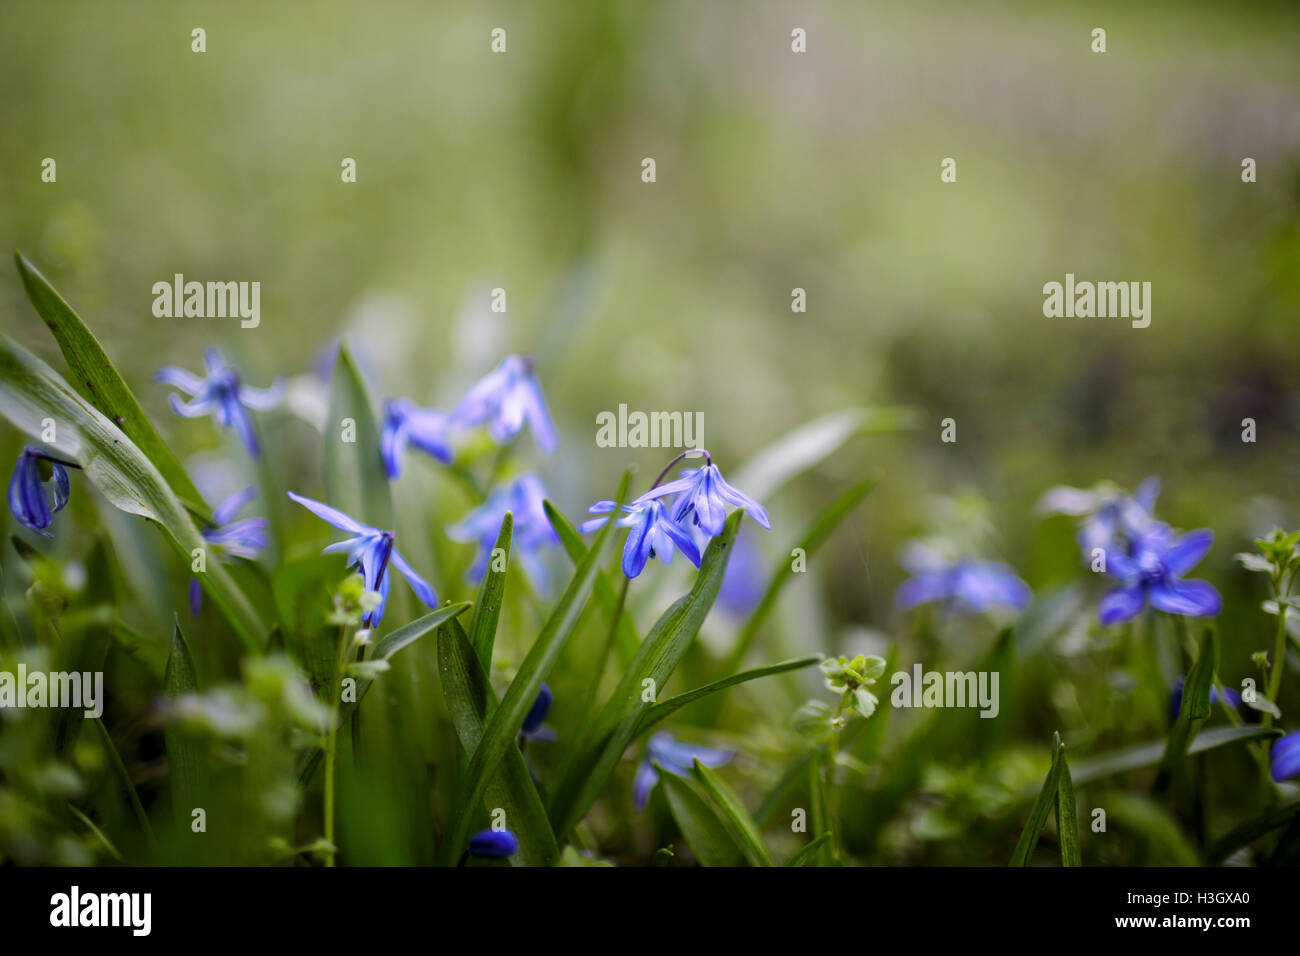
[691,758,774,866]
[658,765,744,866]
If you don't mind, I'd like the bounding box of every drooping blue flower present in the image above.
[287,491,436,625]
[452,355,556,453]
[1271,732,1300,783]
[447,474,559,591]
[718,528,766,617]
[8,446,75,538]
[1097,524,1221,626]
[894,545,1031,614]
[190,488,269,616]
[467,828,519,858]
[633,732,733,811]
[581,497,701,579]
[1039,477,1159,559]
[640,462,770,537]
[1170,676,1241,722]
[521,683,553,736]
[156,348,283,458]
[380,399,453,478]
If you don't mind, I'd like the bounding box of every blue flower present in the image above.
[1039,477,1159,558]
[520,686,551,738]
[718,529,766,617]
[190,487,269,616]
[581,497,701,579]
[633,732,733,811]
[1098,524,1221,626]
[452,355,556,453]
[287,491,436,625]
[1271,732,1300,783]
[156,348,283,458]
[640,462,770,537]
[895,546,1031,614]
[447,474,559,591]
[8,446,74,538]
[1170,676,1241,722]
[380,399,453,478]
[467,828,519,858]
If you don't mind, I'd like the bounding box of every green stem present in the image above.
[323,623,350,867]
[825,701,845,861]
[1264,569,1292,730]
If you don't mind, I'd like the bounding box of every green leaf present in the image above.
[371,602,473,662]
[1155,629,1216,794]
[443,469,633,863]
[732,408,915,502]
[93,718,153,844]
[324,342,392,529]
[547,510,741,838]
[0,331,267,650]
[691,758,774,866]
[163,616,204,824]
[1069,725,1283,786]
[632,656,821,737]
[807,752,833,865]
[437,615,559,866]
[14,252,212,523]
[1056,749,1081,867]
[658,766,744,866]
[786,833,832,868]
[466,512,511,673]
[1011,732,1064,866]
[544,499,640,665]
[1207,801,1300,863]
[720,479,876,676]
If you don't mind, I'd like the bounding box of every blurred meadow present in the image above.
[2,1,1300,866]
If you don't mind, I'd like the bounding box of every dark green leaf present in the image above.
[691,758,774,866]
[1070,725,1283,786]
[1155,629,1216,794]
[163,616,204,824]
[786,833,832,867]
[437,616,559,866]
[632,656,821,738]
[547,510,741,838]
[467,512,511,672]
[658,766,744,867]
[1056,749,1081,867]
[1011,732,1064,866]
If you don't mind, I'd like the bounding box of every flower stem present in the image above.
[649,448,709,491]
[322,623,350,867]
[1263,568,1292,730]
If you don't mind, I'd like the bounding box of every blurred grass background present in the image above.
[3,0,1300,864]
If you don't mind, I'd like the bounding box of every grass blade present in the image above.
[164,615,204,825]
[14,251,212,523]
[658,766,744,866]
[633,656,821,738]
[324,342,393,529]
[466,512,511,672]
[0,332,267,650]
[1154,628,1216,794]
[547,511,742,838]
[786,833,832,867]
[1207,800,1300,863]
[443,469,632,862]
[1068,725,1282,787]
[1011,731,1064,866]
[437,616,559,866]
[691,758,774,866]
[1056,748,1081,866]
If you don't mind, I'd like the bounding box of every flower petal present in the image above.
[1148,578,1221,618]
[287,492,366,533]
[1098,584,1146,626]
[390,547,437,608]
[1161,529,1213,577]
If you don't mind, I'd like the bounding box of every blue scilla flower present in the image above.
[447,474,559,591]
[633,732,733,811]
[452,355,556,453]
[1098,524,1220,626]
[156,348,283,458]
[189,487,269,615]
[380,399,453,478]
[894,544,1031,614]
[640,460,770,537]
[467,828,519,858]
[1271,732,1300,783]
[1170,676,1241,722]
[582,497,701,579]
[287,491,436,625]
[521,683,553,737]
[1039,477,1159,558]
[8,446,77,538]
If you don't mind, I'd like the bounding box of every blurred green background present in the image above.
[3,0,1300,865]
